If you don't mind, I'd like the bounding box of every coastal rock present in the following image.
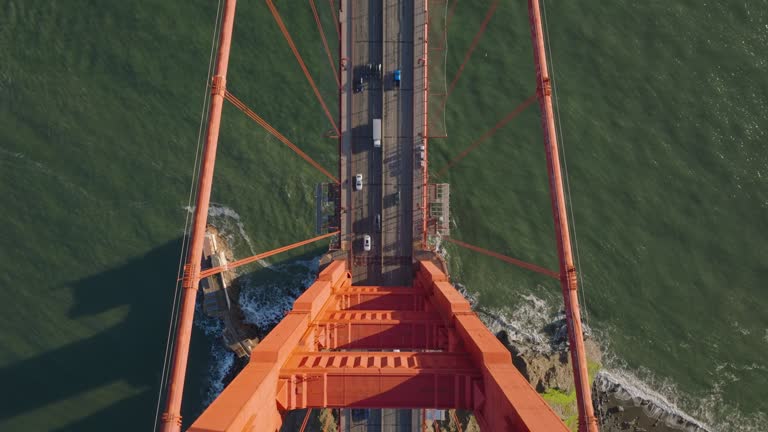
[485,306,710,432]
[593,372,713,432]
[498,330,575,393]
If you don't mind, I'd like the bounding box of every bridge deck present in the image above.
[341,0,423,287]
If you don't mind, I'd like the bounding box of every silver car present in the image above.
[363,234,372,251]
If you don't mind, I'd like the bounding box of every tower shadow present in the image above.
[0,237,330,431]
[0,238,206,431]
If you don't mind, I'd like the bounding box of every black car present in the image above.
[353,76,364,93]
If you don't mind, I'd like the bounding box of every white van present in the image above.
[372,118,382,148]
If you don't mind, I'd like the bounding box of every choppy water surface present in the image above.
[0,1,765,431]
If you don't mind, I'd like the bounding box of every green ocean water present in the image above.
[0,1,765,431]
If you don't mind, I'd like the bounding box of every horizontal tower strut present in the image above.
[280,352,479,410]
[189,260,569,432]
[313,310,450,350]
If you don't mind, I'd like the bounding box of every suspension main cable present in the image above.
[540,0,590,326]
[540,1,599,429]
[152,1,224,430]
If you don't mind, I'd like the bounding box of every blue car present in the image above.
[393,69,401,88]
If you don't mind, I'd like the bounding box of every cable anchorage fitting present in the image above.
[566,265,578,290]
[161,412,183,426]
[182,263,200,289]
[211,75,226,96]
[537,76,552,97]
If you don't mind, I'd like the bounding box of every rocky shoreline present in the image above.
[472,298,712,432]
[202,232,711,431]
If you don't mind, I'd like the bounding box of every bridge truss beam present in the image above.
[189,260,568,432]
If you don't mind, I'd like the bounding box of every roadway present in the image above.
[342,0,415,286]
[380,0,415,285]
[339,0,421,428]
[342,0,384,284]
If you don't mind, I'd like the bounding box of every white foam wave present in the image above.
[184,203,262,262]
[239,257,320,331]
[202,342,235,405]
[468,291,562,354]
[453,279,737,431]
[193,304,236,405]
[596,368,713,431]
[595,335,767,432]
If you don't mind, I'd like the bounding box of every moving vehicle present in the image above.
[351,409,369,422]
[363,234,371,251]
[372,118,382,148]
[393,69,401,88]
[355,174,363,191]
[353,76,364,93]
[375,213,381,232]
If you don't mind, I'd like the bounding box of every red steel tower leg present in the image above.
[160,1,238,431]
[527,1,599,431]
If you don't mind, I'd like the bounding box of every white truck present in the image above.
[372,118,382,148]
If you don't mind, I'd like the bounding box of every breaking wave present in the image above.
[194,303,236,405]
[239,257,319,331]
[183,203,261,261]
[458,286,764,432]
[594,364,766,432]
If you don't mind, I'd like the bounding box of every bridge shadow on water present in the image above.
[0,238,328,432]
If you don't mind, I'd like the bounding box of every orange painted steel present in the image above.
[528,0,598,431]
[266,0,340,137]
[159,1,238,431]
[198,231,340,279]
[189,259,569,432]
[420,0,430,247]
[451,410,464,432]
[224,91,339,183]
[309,0,340,87]
[445,237,559,279]
[314,310,450,350]
[298,408,312,432]
[328,0,340,41]
[433,93,537,178]
[445,0,499,99]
